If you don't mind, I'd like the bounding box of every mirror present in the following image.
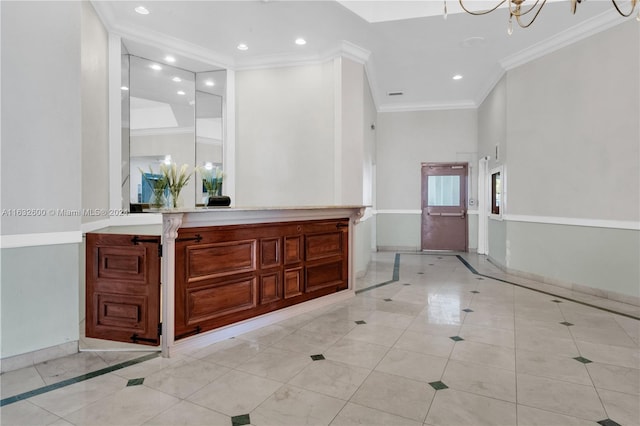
[122,53,226,210]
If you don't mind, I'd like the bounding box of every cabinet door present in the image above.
[85,233,161,346]
[304,220,349,292]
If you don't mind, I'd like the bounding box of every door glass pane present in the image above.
[428,175,460,206]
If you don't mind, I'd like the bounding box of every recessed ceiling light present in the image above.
[453,74,463,80]
[134,6,149,15]
[165,55,176,63]
[120,86,129,91]
[237,43,249,51]
[172,77,182,82]
[295,38,306,46]
[205,80,215,87]
[150,64,162,71]
[177,90,186,95]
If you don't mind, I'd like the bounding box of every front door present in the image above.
[86,233,161,346]
[421,163,468,251]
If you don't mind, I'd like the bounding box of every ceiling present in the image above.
[92,0,633,111]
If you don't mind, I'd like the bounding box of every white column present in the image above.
[161,213,183,357]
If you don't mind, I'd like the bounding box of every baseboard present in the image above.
[376,246,420,252]
[1,341,79,373]
[487,256,640,307]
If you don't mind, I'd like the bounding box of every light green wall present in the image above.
[1,1,109,360]
[1,245,80,358]
[488,218,507,267]
[479,21,639,299]
[376,213,421,250]
[506,222,640,298]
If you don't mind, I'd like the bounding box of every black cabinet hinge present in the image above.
[158,244,163,257]
[157,322,163,336]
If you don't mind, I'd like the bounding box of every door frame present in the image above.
[477,156,490,255]
[420,162,469,251]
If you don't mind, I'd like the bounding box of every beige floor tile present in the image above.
[323,338,389,369]
[330,402,422,426]
[450,340,516,371]
[375,348,447,383]
[186,369,282,417]
[575,340,640,370]
[442,359,516,402]
[516,373,606,421]
[235,346,312,382]
[250,384,345,426]
[458,324,515,348]
[62,385,180,426]
[0,366,46,399]
[597,387,640,426]
[350,370,434,422]
[142,359,230,399]
[288,359,370,400]
[586,362,640,395]
[29,373,127,417]
[515,349,592,386]
[342,323,404,347]
[393,330,455,358]
[142,400,230,426]
[425,389,517,426]
[0,400,62,426]
[516,404,596,426]
[34,352,109,385]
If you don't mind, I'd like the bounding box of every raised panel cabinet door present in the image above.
[85,233,161,346]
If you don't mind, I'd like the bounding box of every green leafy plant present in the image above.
[161,163,197,208]
[139,167,168,208]
[201,168,224,196]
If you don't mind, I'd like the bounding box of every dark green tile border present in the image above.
[355,253,401,294]
[454,254,640,321]
[0,352,160,407]
[356,252,639,321]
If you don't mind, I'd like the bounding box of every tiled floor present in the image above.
[1,252,639,426]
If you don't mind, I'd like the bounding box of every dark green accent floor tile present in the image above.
[429,264,434,266]
[470,290,480,294]
[127,378,144,386]
[403,283,411,285]
[560,321,574,326]
[551,299,563,303]
[598,419,622,426]
[462,308,474,313]
[417,272,424,275]
[437,257,443,259]
[450,336,464,342]
[231,414,251,426]
[573,356,592,364]
[383,298,392,302]
[429,381,449,390]
[310,354,325,361]
[355,320,367,325]
[476,277,484,280]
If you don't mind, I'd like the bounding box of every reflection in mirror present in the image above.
[195,70,225,204]
[121,46,130,210]
[128,56,196,207]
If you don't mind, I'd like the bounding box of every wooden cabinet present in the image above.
[174,218,349,339]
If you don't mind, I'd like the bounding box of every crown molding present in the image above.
[90,1,233,70]
[474,64,506,108]
[234,40,371,71]
[378,100,477,113]
[500,9,628,71]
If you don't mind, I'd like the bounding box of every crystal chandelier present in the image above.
[457,0,639,35]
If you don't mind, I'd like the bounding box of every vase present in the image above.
[168,188,183,208]
[149,189,166,209]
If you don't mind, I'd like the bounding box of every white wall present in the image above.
[375,109,478,250]
[81,1,109,225]
[478,21,639,301]
[1,1,91,360]
[235,63,335,206]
